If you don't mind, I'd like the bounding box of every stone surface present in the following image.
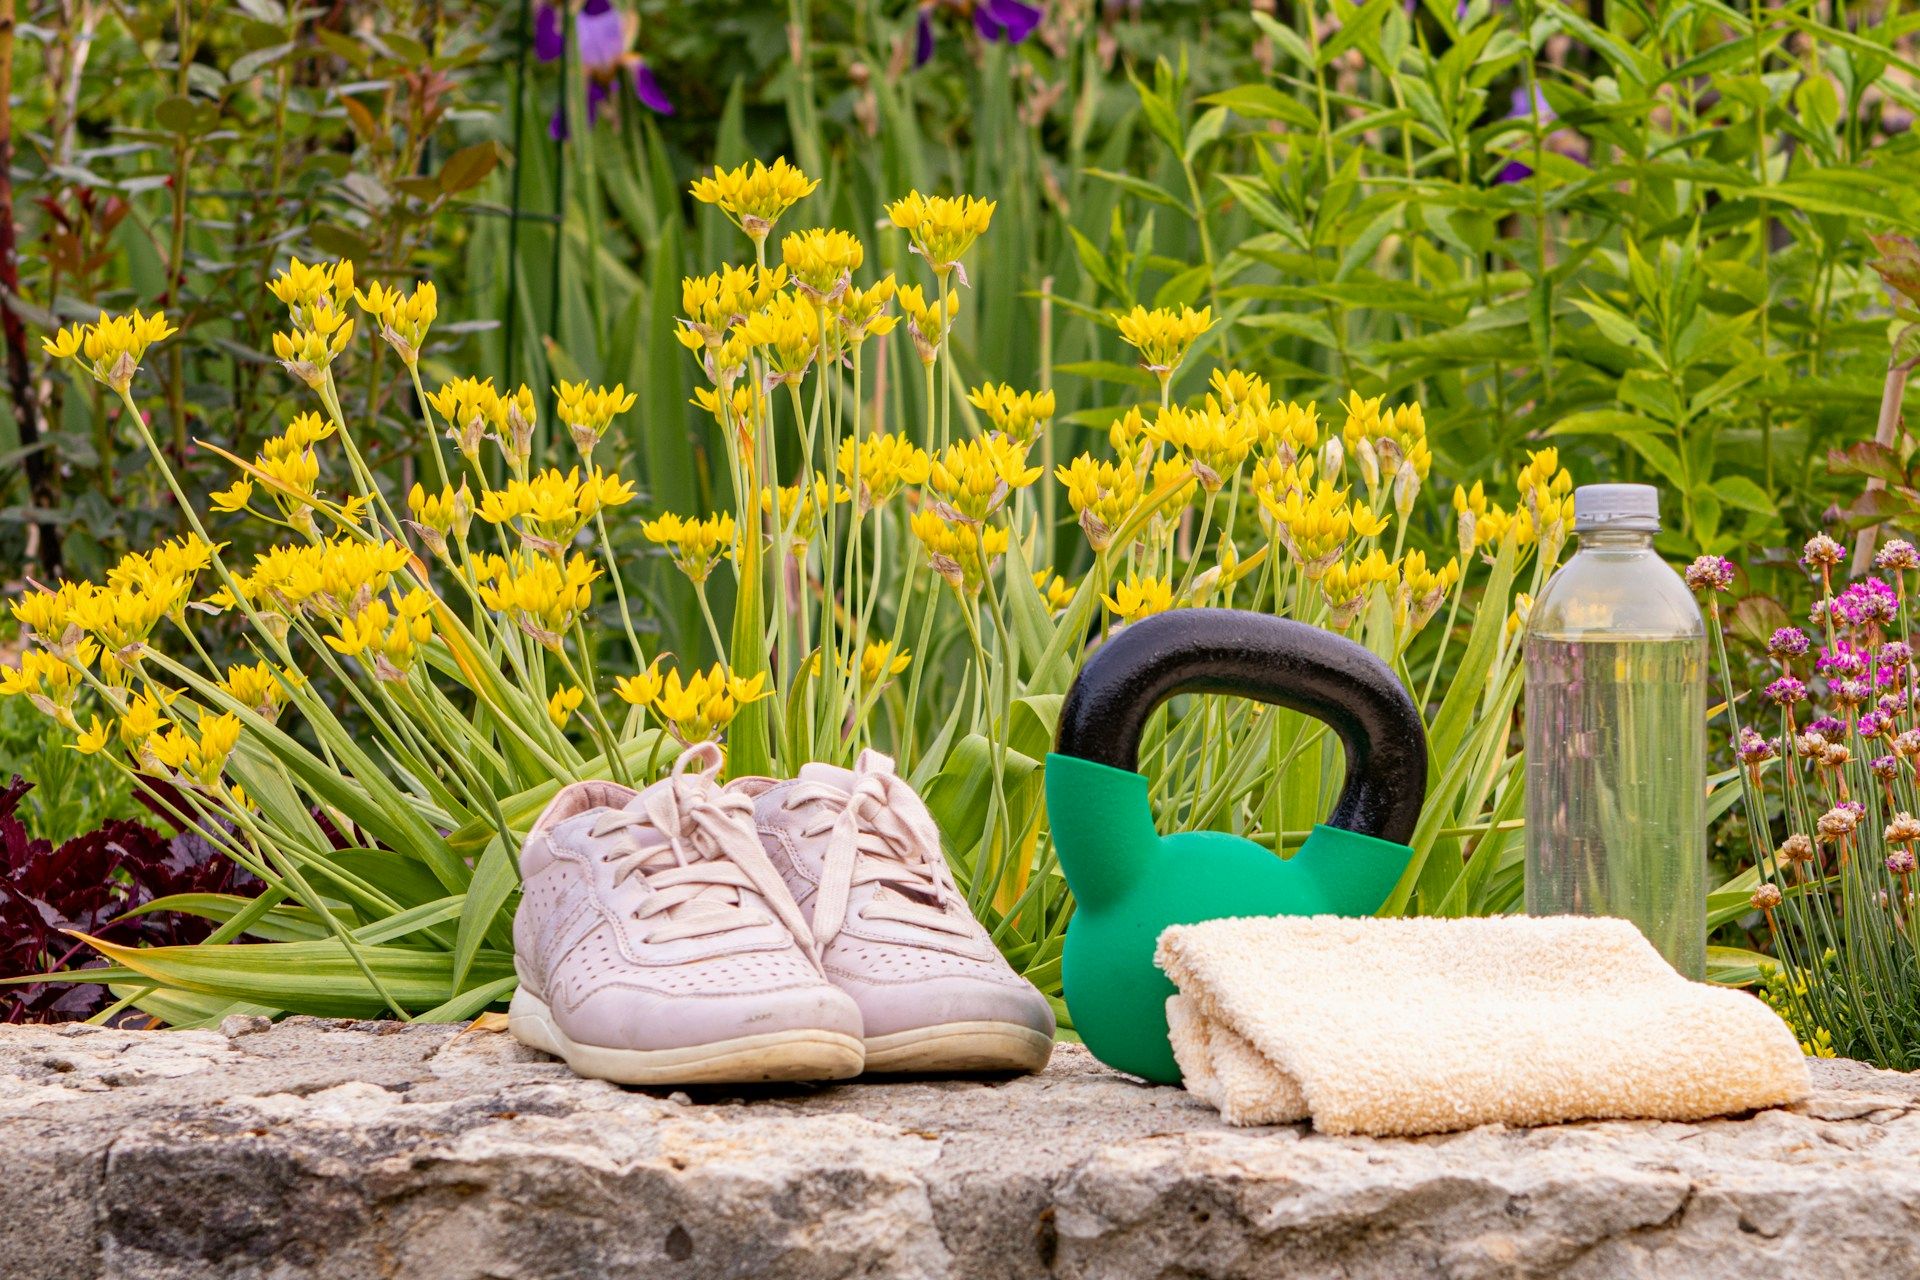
[0,1020,1915,1279]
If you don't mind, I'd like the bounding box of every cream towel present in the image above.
[1156,915,1810,1135]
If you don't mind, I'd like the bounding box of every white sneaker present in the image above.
[737,750,1055,1074]
[509,742,865,1085]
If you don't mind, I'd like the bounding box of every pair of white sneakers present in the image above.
[508,742,1055,1085]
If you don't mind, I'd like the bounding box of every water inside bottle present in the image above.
[1523,633,1707,978]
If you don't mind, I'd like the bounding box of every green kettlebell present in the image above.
[1047,608,1428,1083]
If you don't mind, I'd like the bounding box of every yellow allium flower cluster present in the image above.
[782,227,864,298]
[212,411,342,533]
[1341,392,1432,514]
[641,512,738,585]
[478,466,636,554]
[927,434,1041,524]
[967,383,1055,445]
[216,537,411,621]
[1397,550,1462,632]
[1261,479,1389,579]
[820,641,913,691]
[1148,400,1258,491]
[1320,550,1399,629]
[837,430,931,510]
[406,481,474,558]
[898,285,960,364]
[554,380,637,456]
[354,279,437,365]
[835,276,899,347]
[324,589,435,681]
[0,647,91,725]
[690,158,820,240]
[142,712,242,788]
[885,192,995,278]
[218,661,302,721]
[427,376,537,466]
[266,258,357,388]
[762,474,851,555]
[1102,574,1176,623]
[737,291,824,386]
[616,661,770,745]
[910,509,1009,595]
[1116,304,1211,381]
[1055,453,1141,551]
[679,264,788,348]
[42,308,178,394]
[474,551,600,649]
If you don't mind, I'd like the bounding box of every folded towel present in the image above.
[1156,915,1810,1135]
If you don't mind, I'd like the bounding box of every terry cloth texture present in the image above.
[1156,914,1810,1135]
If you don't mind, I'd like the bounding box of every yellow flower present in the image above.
[690,157,819,240]
[885,191,995,277]
[736,292,823,386]
[649,663,771,743]
[478,467,636,554]
[547,686,584,729]
[1148,400,1257,491]
[1208,369,1271,414]
[267,256,355,318]
[1102,574,1176,622]
[1032,570,1075,615]
[1320,550,1399,629]
[552,381,637,455]
[1055,453,1141,552]
[1262,479,1363,579]
[1396,549,1461,633]
[10,580,99,650]
[897,284,960,364]
[0,647,90,724]
[475,551,600,649]
[641,511,738,584]
[835,275,899,347]
[42,309,178,393]
[143,711,242,787]
[613,660,667,708]
[692,383,766,437]
[1247,399,1320,460]
[118,689,173,746]
[680,264,788,347]
[837,430,930,510]
[967,383,1056,445]
[851,641,912,689]
[909,509,1008,595]
[406,481,474,557]
[1517,448,1574,548]
[354,279,437,364]
[1116,304,1211,381]
[927,434,1042,524]
[781,228,864,298]
[73,715,112,755]
[761,474,850,554]
[1108,405,1151,460]
[324,589,435,680]
[218,660,300,720]
[211,479,255,514]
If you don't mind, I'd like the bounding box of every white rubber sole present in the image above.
[508,989,865,1086]
[862,1021,1055,1074]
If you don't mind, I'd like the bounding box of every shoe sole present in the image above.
[508,989,865,1086]
[861,1021,1055,1074]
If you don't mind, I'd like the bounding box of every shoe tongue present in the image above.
[797,761,857,791]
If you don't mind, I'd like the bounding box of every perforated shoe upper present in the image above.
[513,743,861,1053]
[740,750,1056,1040]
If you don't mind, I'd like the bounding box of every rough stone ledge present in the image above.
[0,1020,1914,1280]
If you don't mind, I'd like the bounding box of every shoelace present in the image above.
[592,743,817,949]
[785,749,972,951]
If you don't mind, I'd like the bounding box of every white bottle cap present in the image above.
[1572,483,1659,533]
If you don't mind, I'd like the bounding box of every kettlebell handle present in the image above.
[1055,609,1428,844]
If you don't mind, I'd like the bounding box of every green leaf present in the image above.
[453,835,518,989]
[1198,85,1318,129]
[439,141,503,195]
[1083,168,1186,211]
[1710,474,1777,515]
[1055,360,1158,390]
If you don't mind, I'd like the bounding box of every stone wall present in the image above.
[1,1019,1915,1278]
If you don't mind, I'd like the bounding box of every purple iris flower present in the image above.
[535,0,673,140]
[916,0,1043,68]
[975,0,1044,41]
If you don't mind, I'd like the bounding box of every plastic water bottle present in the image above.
[1523,484,1707,978]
